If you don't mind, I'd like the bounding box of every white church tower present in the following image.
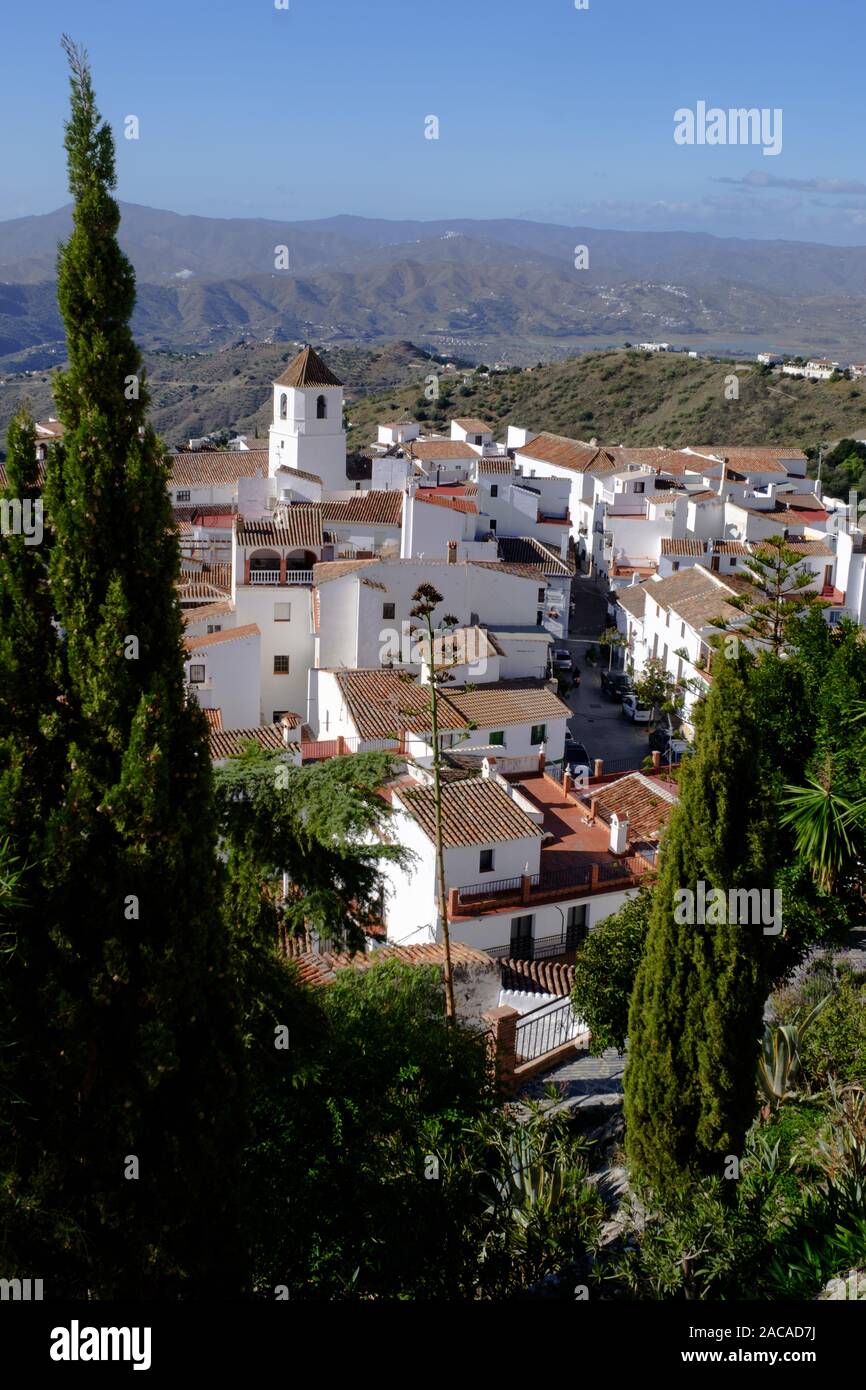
[268,344,347,492]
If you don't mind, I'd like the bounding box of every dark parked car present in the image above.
[564,737,592,778]
[600,670,634,700]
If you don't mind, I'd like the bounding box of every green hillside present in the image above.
[0,339,439,453]
[344,349,866,463]
[5,343,866,482]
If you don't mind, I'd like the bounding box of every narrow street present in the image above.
[559,573,652,769]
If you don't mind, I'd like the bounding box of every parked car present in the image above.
[621,694,652,723]
[660,735,691,759]
[564,737,592,778]
[600,670,633,700]
[552,648,573,672]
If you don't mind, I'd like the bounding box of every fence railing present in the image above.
[455,854,648,910]
[515,995,581,1063]
[250,568,313,585]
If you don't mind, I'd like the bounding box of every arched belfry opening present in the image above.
[316,394,327,420]
[279,393,288,420]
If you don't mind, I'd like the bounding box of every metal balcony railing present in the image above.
[515,995,582,1062]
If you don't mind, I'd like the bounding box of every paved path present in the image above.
[519,1046,626,1107]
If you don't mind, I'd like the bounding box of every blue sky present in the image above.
[2,0,865,242]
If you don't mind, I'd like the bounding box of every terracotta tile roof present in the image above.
[614,455,717,483]
[185,622,260,651]
[35,417,64,437]
[323,491,404,526]
[642,570,743,628]
[0,462,46,488]
[333,669,465,741]
[477,457,514,474]
[409,439,478,461]
[517,432,617,475]
[783,539,834,557]
[397,777,543,847]
[776,491,824,509]
[313,558,381,584]
[182,600,235,624]
[274,465,324,484]
[209,723,296,760]
[770,505,828,526]
[274,344,343,388]
[415,490,477,514]
[499,957,575,998]
[237,507,323,548]
[169,449,270,487]
[444,682,571,729]
[497,536,574,576]
[581,771,678,842]
[288,941,493,988]
[173,501,237,521]
[661,538,751,558]
[453,417,494,434]
[203,561,232,591]
[468,559,553,582]
[661,538,706,557]
[203,707,223,730]
[691,446,806,473]
[615,583,649,621]
[177,579,232,604]
[686,489,721,502]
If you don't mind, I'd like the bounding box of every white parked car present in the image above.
[621,694,652,723]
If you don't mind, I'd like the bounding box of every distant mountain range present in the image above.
[2,203,866,366]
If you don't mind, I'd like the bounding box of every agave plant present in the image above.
[758,996,830,1108]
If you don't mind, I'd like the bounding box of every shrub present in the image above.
[570,890,651,1054]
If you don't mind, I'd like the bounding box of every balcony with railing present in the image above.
[449,853,650,918]
[249,567,314,586]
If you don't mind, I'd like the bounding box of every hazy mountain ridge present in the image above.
[2,204,866,365]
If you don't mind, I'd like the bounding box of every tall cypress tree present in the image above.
[3,38,246,1297]
[0,405,59,856]
[0,406,66,1270]
[624,650,776,1196]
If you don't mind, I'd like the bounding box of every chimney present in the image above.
[609,812,629,856]
[279,714,293,747]
[447,540,457,564]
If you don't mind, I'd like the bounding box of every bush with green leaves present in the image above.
[570,889,651,1055]
[244,959,602,1300]
[773,961,866,1088]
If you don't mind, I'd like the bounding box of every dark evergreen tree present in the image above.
[0,38,246,1297]
[624,650,776,1195]
[0,405,59,862]
[0,406,66,1275]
